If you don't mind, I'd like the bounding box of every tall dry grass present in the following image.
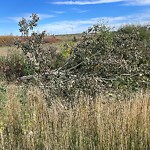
[0,85,150,149]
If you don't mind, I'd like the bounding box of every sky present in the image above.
[0,0,150,35]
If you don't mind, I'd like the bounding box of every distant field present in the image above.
[0,36,15,47]
[0,34,81,46]
[0,35,61,56]
[0,34,81,56]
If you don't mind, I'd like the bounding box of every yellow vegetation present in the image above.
[0,85,150,149]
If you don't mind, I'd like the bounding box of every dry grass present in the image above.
[0,47,13,57]
[0,46,21,57]
[0,85,150,149]
[0,36,61,47]
[0,36,15,47]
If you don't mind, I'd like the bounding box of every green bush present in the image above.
[14,14,150,103]
[118,24,150,40]
[0,52,35,81]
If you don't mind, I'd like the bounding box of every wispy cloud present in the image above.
[0,19,12,24]
[52,0,123,5]
[37,17,124,34]
[38,13,55,19]
[72,8,89,13]
[51,0,150,6]
[8,17,21,23]
[51,11,65,14]
[37,18,96,34]
[124,0,150,6]
[37,11,150,34]
[8,13,55,23]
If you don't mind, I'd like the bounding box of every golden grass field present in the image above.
[0,33,150,149]
[0,84,149,149]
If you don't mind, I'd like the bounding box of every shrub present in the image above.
[0,52,35,81]
[14,14,150,104]
[14,14,63,74]
[118,24,150,40]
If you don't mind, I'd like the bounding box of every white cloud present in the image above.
[38,14,55,19]
[124,0,150,5]
[72,8,89,13]
[51,0,150,5]
[37,21,88,35]
[52,0,123,5]
[51,11,65,14]
[8,13,55,23]
[37,11,150,34]
[37,17,125,34]
[8,17,22,22]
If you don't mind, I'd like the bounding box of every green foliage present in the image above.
[14,14,150,103]
[118,24,150,40]
[0,83,7,113]
[63,23,150,93]
[0,52,35,81]
[65,23,113,74]
[113,24,150,90]
[14,14,60,74]
[60,40,75,59]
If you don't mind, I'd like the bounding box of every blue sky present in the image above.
[0,0,150,35]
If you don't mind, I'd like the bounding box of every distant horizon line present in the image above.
[0,22,149,36]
